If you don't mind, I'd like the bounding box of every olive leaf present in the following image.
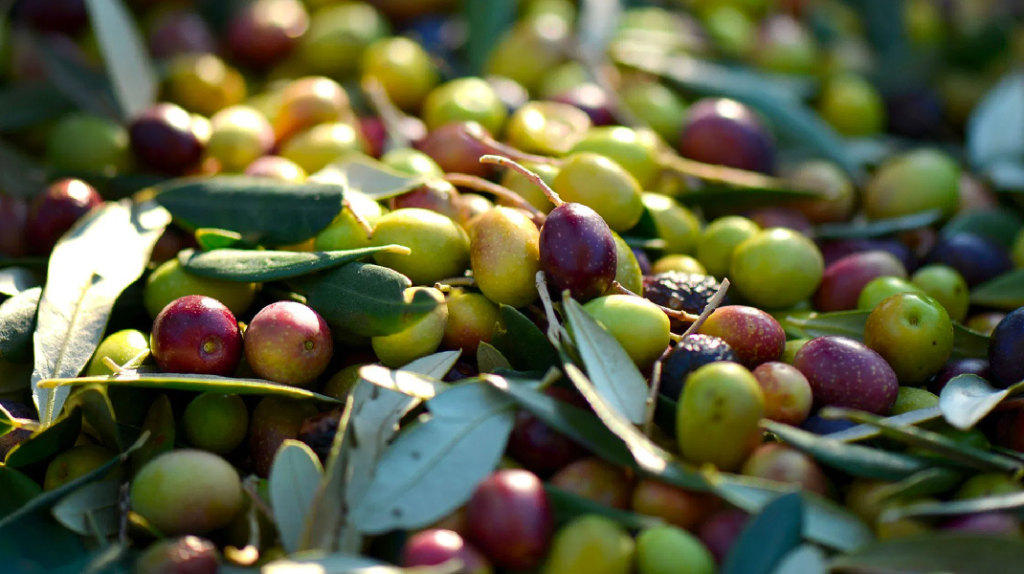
[51,479,121,537]
[493,305,559,372]
[65,384,122,452]
[722,493,803,574]
[464,0,516,75]
[578,0,622,60]
[825,406,945,443]
[880,491,1024,523]
[0,286,41,363]
[83,0,157,119]
[771,545,828,574]
[195,228,245,252]
[262,556,460,574]
[822,408,1023,474]
[154,176,345,246]
[291,262,440,338]
[314,154,426,200]
[0,465,42,519]
[814,209,944,240]
[545,483,664,531]
[31,32,120,120]
[38,371,341,404]
[710,474,875,552]
[783,311,989,360]
[4,408,83,468]
[970,268,1024,310]
[939,374,1024,431]
[829,533,1024,574]
[179,246,410,283]
[0,83,74,133]
[269,440,324,554]
[0,267,41,297]
[0,137,50,199]
[764,420,931,481]
[476,342,511,374]
[942,208,1023,248]
[32,199,170,424]
[348,381,516,534]
[561,294,648,424]
[131,394,174,475]
[967,71,1024,181]
[301,351,462,552]
[870,467,965,505]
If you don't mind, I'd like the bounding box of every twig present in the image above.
[536,271,564,348]
[643,345,674,438]
[343,199,375,240]
[680,278,730,339]
[434,276,477,291]
[242,476,275,521]
[612,281,700,323]
[445,173,546,220]
[466,128,561,166]
[480,155,564,208]
[360,75,410,152]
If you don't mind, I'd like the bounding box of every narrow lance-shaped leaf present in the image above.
[0,465,43,519]
[771,545,828,574]
[0,267,40,297]
[722,493,803,574]
[154,176,344,246]
[131,394,174,476]
[65,384,122,452]
[970,269,1024,310]
[880,491,1024,523]
[31,32,120,120]
[83,0,157,119]
[315,154,427,200]
[0,136,50,199]
[493,304,559,372]
[38,371,341,404]
[545,483,664,531]
[178,245,411,283]
[348,381,516,534]
[291,262,440,338]
[561,294,648,424]
[0,286,41,363]
[764,420,930,481]
[968,71,1024,174]
[476,342,510,374]
[940,374,1024,431]
[269,440,323,554]
[0,83,74,133]
[829,533,1024,574]
[4,408,83,469]
[51,479,121,536]
[870,467,966,505]
[825,406,943,443]
[32,199,170,423]
[814,209,944,240]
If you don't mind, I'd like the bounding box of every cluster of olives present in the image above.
[3,0,1024,572]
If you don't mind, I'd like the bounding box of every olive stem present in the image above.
[360,74,410,152]
[611,281,700,323]
[680,278,730,339]
[343,199,375,240]
[444,173,546,220]
[468,130,561,166]
[481,155,565,208]
[535,271,564,348]
[643,345,674,438]
[243,476,276,521]
[434,276,477,291]
[102,356,126,375]
[660,152,797,193]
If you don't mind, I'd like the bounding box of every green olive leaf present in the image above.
[154,176,345,246]
[464,0,516,75]
[270,440,324,554]
[32,199,171,424]
[476,342,511,374]
[771,545,828,574]
[194,228,245,252]
[349,381,515,534]
[545,483,664,531]
[0,83,74,133]
[179,246,410,283]
[968,71,1024,178]
[829,533,1024,574]
[493,305,559,372]
[4,407,83,468]
[939,374,1024,431]
[314,154,426,200]
[880,491,1024,523]
[30,31,120,120]
[764,420,931,481]
[783,311,989,360]
[722,493,803,574]
[822,408,1022,474]
[65,384,121,453]
[0,286,41,363]
[291,262,440,338]
[83,0,157,120]
[302,351,462,553]
[814,209,944,240]
[561,294,648,424]
[0,267,41,297]
[825,406,944,443]
[942,208,1023,248]
[0,465,42,519]
[870,468,966,506]
[131,394,174,476]
[970,268,1024,310]
[38,371,341,404]
[51,478,121,537]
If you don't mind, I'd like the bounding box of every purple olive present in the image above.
[539,202,618,302]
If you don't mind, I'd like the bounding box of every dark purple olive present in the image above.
[632,247,653,276]
[989,308,1024,388]
[26,178,102,255]
[886,89,945,140]
[925,233,1013,287]
[0,399,36,459]
[226,0,309,69]
[539,202,618,302]
[929,358,991,395]
[129,103,206,176]
[550,84,616,127]
[15,0,87,35]
[818,238,917,271]
[0,194,29,258]
[677,98,775,174]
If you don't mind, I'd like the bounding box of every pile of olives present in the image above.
[3,0,1024,572]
